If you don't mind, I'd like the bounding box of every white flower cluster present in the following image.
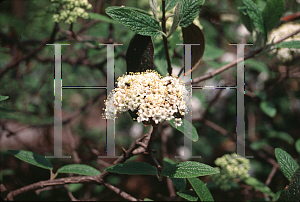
[104,70,189,127]
[268,23,300,62]
[48,0,92,24]
[211,154,250,190]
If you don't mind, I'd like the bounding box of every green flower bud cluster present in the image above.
[210,154,250,190]
[47,0,92,24]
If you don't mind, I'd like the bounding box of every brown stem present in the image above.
[103,182,138,201]
[162,0,172,75]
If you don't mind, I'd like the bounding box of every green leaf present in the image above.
[104,162,158,175]
[177,190,198,201]
[275,148,299,181]
[295,139,300,154]
[163,0,181,12]
[57,164,101,176]
[267,131,294,145]
[163,158,186,191]
[168,119,198,142]
[0,95,9,102]
[179,0,205,28]
[188,178,214,201]
[8,150,53,170]
[278,168,300,202]
[260,101,277,118]
[144,198,154,201]
[274,41,300,49]
[105,7,163,37]
[243,0,266,40]
[161,161,219,178]
[87,12,117,24]
[244,177,275,198]
[262,0,285,33]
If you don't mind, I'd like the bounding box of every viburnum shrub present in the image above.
[103,70,190,127]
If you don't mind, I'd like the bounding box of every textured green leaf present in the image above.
[177,190,198,201]
[161,161,219,178]
[296,139,300,154]
[0,95,9,102]
[105,7,163,37]
[260,101,277,118]
[179,0,205,28]
[278,168,300,201]
[168,119,199,142]
[267,131,294,145]
[163,158,186,191]
[275,41,300,49]
[57,164,101,176]
[188,178,214,201]
[244,177,275,198]
[262,0,285,33]
[8,150,53,170]
[275,148,299,181]
[243,0,266,40]
[104,162,158,175]
[87,12,117,24]
[163,0,181,12]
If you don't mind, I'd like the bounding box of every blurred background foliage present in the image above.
[0,0,300,201]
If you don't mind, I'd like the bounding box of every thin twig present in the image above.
[103,182,138,201]
[265,166,277,186]
[192,28,300,84]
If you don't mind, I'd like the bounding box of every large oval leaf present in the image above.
[182,23,205,71]
[168,119,199,142]
[188,177,214,201]
[105,7,163,38]
[275,148,299,181]
[161,161,219,178]
[87,12,116,24]
[57,164,101,176]
[126,34,154,73]
[104,162,158,175]
[8,150,53,170]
